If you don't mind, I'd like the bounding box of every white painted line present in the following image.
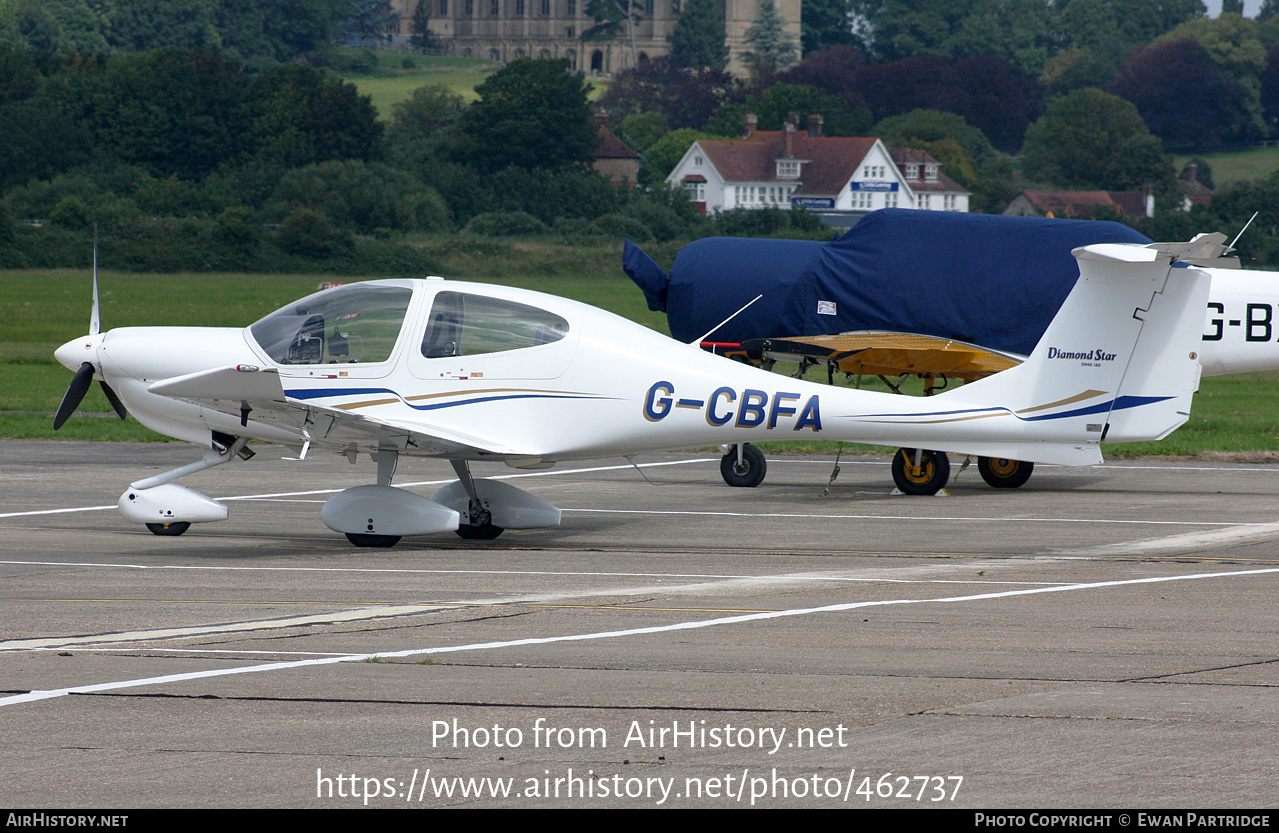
[1058,524,1279,556]
[0,560,1079,586]
[3,566,1275,707]
[0,505,117,518]
[0,558,764,579]
[0,559,1069,651]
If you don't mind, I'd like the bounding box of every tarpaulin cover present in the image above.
[624,208,1151,356]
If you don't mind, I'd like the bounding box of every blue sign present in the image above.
[849,181,898,192]
[791,197,835,209]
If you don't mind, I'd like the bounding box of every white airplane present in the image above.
[625,213,1276,495]
[53,239,1210,546]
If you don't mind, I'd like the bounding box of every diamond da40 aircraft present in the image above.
[54,238,1210,547]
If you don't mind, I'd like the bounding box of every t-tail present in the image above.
[918,240,1212,465]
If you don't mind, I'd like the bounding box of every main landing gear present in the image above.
[976,456,1034,489]
[891,448,950,495]
[719,444,767,488]
[715,444,1034,494]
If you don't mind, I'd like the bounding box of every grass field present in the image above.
[7,248,1279,458]
[336,52,499,118]
[1173,145,1279,187]
[335,49,609,120]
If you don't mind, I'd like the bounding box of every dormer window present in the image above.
[925,165,938,181]
[905,163,918,179]
[776,159,800,179]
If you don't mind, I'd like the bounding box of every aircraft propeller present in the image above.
[52,228,128,429]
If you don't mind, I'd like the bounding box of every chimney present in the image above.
[594,112,609,127]
[743,114,757,141]
[784,121,795,158]
[1146,188,1155,219]
[807,114,823,138]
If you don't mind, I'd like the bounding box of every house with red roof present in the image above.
[592,113,641,188]
[1003,190,1153,220]
[664,115,970,222]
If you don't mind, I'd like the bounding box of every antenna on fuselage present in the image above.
[692,294,763,346]
[1229,211,1258,251]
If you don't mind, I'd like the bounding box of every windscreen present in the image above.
[250,284,413,365]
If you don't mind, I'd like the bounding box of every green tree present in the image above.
[277,207,351,257]
[345,0,396,46]
[89,48,249,180]
[582,0,646,67]
[107,0,222,52]
[874,109,997,171]
[269,160,449,232]
[243,63,383,169]
[262,0,351,60]
[849,0,976,62]
[215,0,351,67]
[1040,47,1118,97]
[388,83,466,142]
[618,111,669,151]
[667,0,728,70]
[409,0,438,51]
[704,83,871,136]
[1153,13,1266,142]
[873,108,1017,211]
[0,0,109,53]
[740,0,799,80]
[1055,0,1205,56]
[1021,87,1174,194]
[0,49,92,189]
[459,58,598,172]
[953,0,1058,74]
[638,127,710,187]
[385,82,467,168]
[801,0,856,55]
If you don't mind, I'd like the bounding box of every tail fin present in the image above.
[952,241,1210,448]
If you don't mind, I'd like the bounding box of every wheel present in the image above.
[720,443,767,488]
[345,532,401,547]
[977,457,1034,489]
[456,522,503,540]
[145,521,190,536]
[891,448,950,495]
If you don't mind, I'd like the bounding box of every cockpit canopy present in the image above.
[250,284,412,365]
[249,281,572,368]
[421,291,568,359]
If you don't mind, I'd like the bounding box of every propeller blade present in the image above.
[100,380,127,421]
[90,226,100,336]
[53,362,96,430]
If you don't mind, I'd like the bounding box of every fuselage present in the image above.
[1198,268,1279,376]
[54,266,1204,470]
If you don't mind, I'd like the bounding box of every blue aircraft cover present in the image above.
[624,208,1152,356]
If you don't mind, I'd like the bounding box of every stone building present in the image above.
[390,0,801,77]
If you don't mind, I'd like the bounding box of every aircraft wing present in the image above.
[738,331,1024,384]
[147,366,525,458]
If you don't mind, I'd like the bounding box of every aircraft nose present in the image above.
[55,334,103,373]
